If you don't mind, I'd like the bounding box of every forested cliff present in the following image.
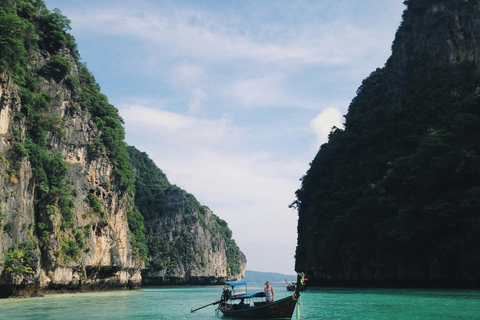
[128,147,246,285]
[0,0,245,297]
[294,0,480,287]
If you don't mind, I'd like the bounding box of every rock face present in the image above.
[128,147,246,285]
[294,0,480,288]
[0,59,142,297]
[0,3,143,297]
[0,1,246,297]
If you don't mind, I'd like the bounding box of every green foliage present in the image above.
[85,193,105,217]
[15,71,69,200]
[0,3,37,84]
[65,75,80,91]
[127,146,170,219]
[6,141,27,173]
[127,208,147,262]
[58,190,75,229]
[0,152,6,165]
[37,7,71,54]
[0,1,74,83]
[78,63,134,192]
[3,223,13,237]
[39,54,71,82]
[23,136,75,231]
[147,237,172,271]
[84,224,92,237]
[1,241,37,277]
[55,230,87,263]
[129,146,244,275]
[211,215,242,277]
[212,215,232,239]
[74,230,86,250]
[37,222,50,249]
[0,1,144,271]
[0,206,7,227]
[294,21,480,282]
[60,237,80,262]
[403,0,430,15]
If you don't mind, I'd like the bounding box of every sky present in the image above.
[43,0,405,275]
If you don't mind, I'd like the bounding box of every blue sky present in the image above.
[44,0,405,275]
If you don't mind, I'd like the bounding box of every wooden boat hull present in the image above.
[218,295,297,319]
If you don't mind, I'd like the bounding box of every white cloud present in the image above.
[47,0,406,275]
[124,135,300,274]
[120,104,243,144]
[188,88,207,114]
[171,63,207,114]
[310,107,344,147]
[228,75,285,107]
[68,3,394,66]
[173,63,204,85]
[120,102,307,273]
[136,144,304,274]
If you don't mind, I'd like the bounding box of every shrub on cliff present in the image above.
[0,3,36,84]
[1,242,37,279]
[39,55,71,82]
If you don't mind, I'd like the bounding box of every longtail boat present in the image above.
[285,277,307,292]
[215,273,304,319]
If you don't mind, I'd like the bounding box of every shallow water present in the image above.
[1,284,479,319]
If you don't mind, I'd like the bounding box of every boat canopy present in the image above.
[230,291,266,300]
[225,281,246,287]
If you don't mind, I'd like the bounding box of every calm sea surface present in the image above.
[0,283,479,319]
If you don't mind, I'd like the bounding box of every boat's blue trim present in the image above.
[230,291,266,300]
[225,281,246,287]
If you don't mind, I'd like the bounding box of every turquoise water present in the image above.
[1,284,479,319]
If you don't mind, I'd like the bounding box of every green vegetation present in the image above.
[1,242,37,278]
[0,1,37,84]
[61,238,80,260]
[78,63,135,193]
[213,215,243,277]
[3,223,13,237]
[127,207,147,262]
[126,146,170,219]
[0,1,146,270]
[294,0,480,284]
[1,2,78,245]
[54,230,87,263]
[128,146,244,277]
[39,54,71,82]
[0,205,7,228]
[37,222,50,249]
[85,194,105,217]
[1,0,134,193]
[38,7,73,54]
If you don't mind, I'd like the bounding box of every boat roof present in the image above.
[230,291,266,300]
[225,281,246,287]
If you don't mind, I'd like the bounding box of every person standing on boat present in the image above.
[264,281,274,303]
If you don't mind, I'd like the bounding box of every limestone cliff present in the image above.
[0,2,247,296]
[0,2,144,297]
[295,0,480,287]
[128,147,246,285]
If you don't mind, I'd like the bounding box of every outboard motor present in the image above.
[220,288,232,307]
